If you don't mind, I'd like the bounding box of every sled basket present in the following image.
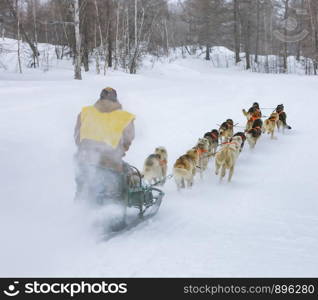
[126,165,164,218]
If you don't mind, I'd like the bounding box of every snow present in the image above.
[1,45,318,277]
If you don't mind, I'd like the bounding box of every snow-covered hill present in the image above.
[0,51,318,277]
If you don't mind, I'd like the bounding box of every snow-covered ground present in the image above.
[1,53,318,277]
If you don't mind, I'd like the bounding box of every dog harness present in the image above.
[269,117,277,122]
[250,126,261,131]
[197,148,208,156]
[160,160,167,166]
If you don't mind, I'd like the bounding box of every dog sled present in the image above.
[126,165,165,219]
[103,165,165,240]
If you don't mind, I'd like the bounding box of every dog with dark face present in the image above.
[219,119,234,142]
[204,129,219,156]
[263,112,279,139]
[243,102,262,118]
[231,132,246,152]
[173,149,199,190]
[243,102,262,131]
[276,104,292,132]
[246,119,263,149]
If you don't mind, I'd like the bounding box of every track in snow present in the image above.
[0,57,318,277]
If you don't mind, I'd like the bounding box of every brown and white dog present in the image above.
[143,147,168,185]
[243,103,262,131]
[219,119,234,142]
[246,119,263,149]
[215,142,237,182]
[263,112,279,139]
[173,149,199,190]
[231,132,246,152]
[194,138,210,179]
[276,104,292,133]
[204,129,219,156]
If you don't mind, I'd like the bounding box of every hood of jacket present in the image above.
[94,99,122,113]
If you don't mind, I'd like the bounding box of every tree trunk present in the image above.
[134,0,138,48]
[94,0,106,75]
[94,22,100,74]
[245,1,251,70]
[74,0,82,80]
[263,0,269,73]
[164,19,169,56]
[82,16,89,72]
[234,0,241,63]
[114,1,120,69]
[255,0,260,63]
[130,0,138,74]
[107,0,113,68]
[16,0,22,74]
[308,0,318,75]
[205,44,210,60]
[31,0,39,68]
[283,0,289,73]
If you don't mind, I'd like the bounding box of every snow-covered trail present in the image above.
[1,58,318,277]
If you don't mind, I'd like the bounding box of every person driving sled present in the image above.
[74,87,135,206]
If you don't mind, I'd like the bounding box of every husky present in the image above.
[231,132,246,152]
[263,112,279,139]
[246,119,263,149]
[204,129,219,156]
[215,142,237,182]
[229,136,243,158]
[143,147,168,185]
[194,138,210,179]
[219,119,234,142]
[276,104,292,133]
[173,149,199,190]
[243,102,262,131]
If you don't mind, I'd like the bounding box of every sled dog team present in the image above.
[143,103,292,189]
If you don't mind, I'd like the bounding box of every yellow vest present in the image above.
[80,106,135,149]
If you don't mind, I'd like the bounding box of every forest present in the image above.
[1,0,318,78]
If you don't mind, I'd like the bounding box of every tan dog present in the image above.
[263,112,279,139]
[173,149,199,190]
[230,136,243,158]
[194,138,210,179]
[143,147,168,185]
[215,142,237,182]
